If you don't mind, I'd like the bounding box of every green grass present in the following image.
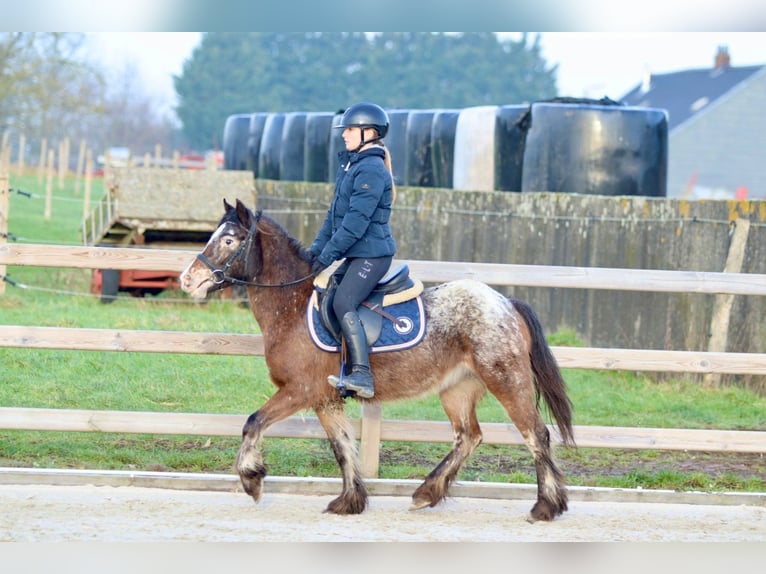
[2,172,765,493]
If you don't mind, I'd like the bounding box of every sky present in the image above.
[86,32,766,120]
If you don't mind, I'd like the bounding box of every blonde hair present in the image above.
[382,144,396,205]
[362,125,396,205]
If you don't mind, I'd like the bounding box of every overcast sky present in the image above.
[86,32,766,117]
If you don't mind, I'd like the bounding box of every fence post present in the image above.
[704,218,751,388]
[0,157,8,296]
[57,139,66,189]
[359,402,382,478]
[75,139,86,196]
[37,138,47,183]
[44,149,54,220]
[82,150,94,226]
[16,134,26,175]
[1,131,9,159]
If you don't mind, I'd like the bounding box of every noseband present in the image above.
[195,213,314,289]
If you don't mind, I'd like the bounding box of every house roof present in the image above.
[619,63,764,130]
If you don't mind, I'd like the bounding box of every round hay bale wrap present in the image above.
[383,109,410,187]
[246,113,269,176]
[222,114,251,171]
[494,104,528,192]
[327,112,345,183]
[258,113,286,180]
[404,110,437,187]
[453,105,499,192]
[521,102,669,196]
[279,112,308,182]
[303,112,334,182]
[430,109,460,189]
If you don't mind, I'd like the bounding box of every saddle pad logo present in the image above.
[394,316,414,335]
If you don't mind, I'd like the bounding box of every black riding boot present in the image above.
[329,311,375,398]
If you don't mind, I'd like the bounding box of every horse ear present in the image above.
[235,198,252,225]
[223,198,234,212]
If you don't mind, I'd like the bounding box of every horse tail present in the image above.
[510,297,576,447]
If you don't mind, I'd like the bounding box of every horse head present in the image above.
[180,198,262,298]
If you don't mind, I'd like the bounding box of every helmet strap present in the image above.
[351,127,382,153]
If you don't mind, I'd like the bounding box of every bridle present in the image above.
[195,212,315,289]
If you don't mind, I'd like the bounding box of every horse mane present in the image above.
[253,209,314,265]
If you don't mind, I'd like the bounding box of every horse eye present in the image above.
[224,237,234,246]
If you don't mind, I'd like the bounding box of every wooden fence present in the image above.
[1,243,765,477]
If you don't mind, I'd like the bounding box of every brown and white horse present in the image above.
[180,199,575,521]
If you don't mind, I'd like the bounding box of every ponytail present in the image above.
[382,145,396,205]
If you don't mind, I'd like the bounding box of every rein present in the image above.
[196,213,315,289]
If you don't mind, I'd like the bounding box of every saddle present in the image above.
[311,264,424,347]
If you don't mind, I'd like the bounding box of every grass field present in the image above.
[1,172,765,492]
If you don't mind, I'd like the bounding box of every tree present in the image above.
[96,60,179,156]
[174,32,558,151]
[1,33,106,163]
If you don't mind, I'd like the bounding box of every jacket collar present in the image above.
[339,146,385,166]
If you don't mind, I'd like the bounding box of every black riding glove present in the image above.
[309,254,326,276]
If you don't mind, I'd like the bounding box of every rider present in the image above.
[308,102,397,399]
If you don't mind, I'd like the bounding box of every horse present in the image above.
[180,198,575,522]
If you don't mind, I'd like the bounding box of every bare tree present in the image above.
[1,32,106,165]
[98,60,179,156]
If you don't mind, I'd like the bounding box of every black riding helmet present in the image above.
[335,102,389,151]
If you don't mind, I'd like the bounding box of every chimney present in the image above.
[714,45,731,70]
[640,65,651,93]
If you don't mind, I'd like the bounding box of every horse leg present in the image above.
[410,370,485,510]
[314,401,368,515]
[236,387,312,504]
[526,420,568,522]
[484,367,569,522]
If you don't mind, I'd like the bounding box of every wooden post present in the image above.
[154,144,162,168]
[143,153,151,168]
[172,150,180,170]
[359,403,382,478]
[1,133,9,185]
[74,139,86,195]
[1,140,8,169]
[57,140,65,189]
[82,150,93,225]
[17,134,26,175]
[704,218,751,388]
[64,138,70,176]
[103,149,112,182]
[0,160,8,296]
[1,131,9,159]
[37,138,47,183]
[44,149,54,220]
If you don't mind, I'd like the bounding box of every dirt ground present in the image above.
[1,482,764,542]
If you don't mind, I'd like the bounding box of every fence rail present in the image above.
[3,243,766,295]
[0,325,764,374]
[1,243,764,476]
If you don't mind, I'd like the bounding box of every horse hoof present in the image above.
[324,492,368,515]
[409,498,432,511]
[529,499,557,522]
